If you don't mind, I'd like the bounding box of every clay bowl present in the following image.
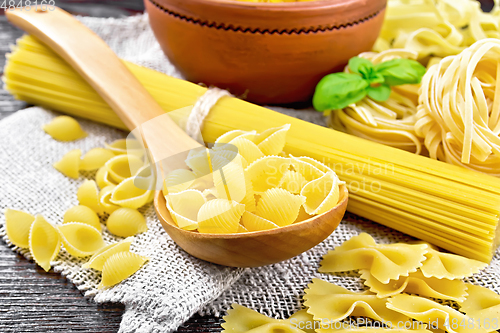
[155,184,348,267]
[144,0,387,105]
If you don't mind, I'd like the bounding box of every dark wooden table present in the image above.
[0,1,223,332]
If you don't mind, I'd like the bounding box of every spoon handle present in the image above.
[6,6,201,165]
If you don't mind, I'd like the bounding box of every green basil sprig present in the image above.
[313,57,426,112]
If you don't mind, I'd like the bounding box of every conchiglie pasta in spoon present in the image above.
[6,6,348,267]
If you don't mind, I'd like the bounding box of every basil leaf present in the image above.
[368,73,385,85]
[367,84,391,102]
[374,59,427,86]
[313,73,369,111]
[349,57,374,78]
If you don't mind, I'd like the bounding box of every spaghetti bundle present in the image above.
[416,39,500,176]
[328,49,424,154]
[4,35,500,262]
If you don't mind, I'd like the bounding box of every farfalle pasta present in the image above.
[361,269,467,302]
[164,125,345,234]
[420,248,487,280]
[387,295,488,333]
[43,115,87,141]
[5,208,35,248]
[303,279,411,327]
[459,284,500,322]
[319,233,428,283]
[53,149,81,179]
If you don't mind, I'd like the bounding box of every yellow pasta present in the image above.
[293,156,333,174]
[99,185,120,215]
[29,215,61,271]
[5,208,35,248]
[82,237,134,271]
[166,189,206,230]
[77,180,102,214]
[294,206,314,223]
[319,233,429,283]
[197,199,245,234]
[185,148,212,177]
[79,148,115,171]
[290,155,324,182]
[387,294,488,333]
[95,166,117,189]
[252,124,290,156]
[222,304,314,333]
[105,139,144,157]
[303,279,411,327]
[63,205,101,231]
[459,284,500,322]
[99,251,148,288]
[420,248,488,280]
[241,211,279,232]
[58,222,105,257]
[43,115,87,141]
[278,170,308,194]
[105,154,143,183]
[255,188,306,227]
[163,169,196,194]
[214,129,257,146]
[110,177,152,209]
[229,137,265,165]
[106,208,147,237]
[53,149,81,179]
[360,269,467,302]
[245,156,291,193]
[213,157,247,203]
[416,39,500,175]
[301,171,341,215]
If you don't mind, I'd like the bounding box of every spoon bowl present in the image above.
[156,185,348,267]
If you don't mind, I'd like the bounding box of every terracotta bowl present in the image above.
[144,0,387,105]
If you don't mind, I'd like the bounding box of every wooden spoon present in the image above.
[6,6,348,267]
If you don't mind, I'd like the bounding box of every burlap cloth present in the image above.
[0,14,499,333]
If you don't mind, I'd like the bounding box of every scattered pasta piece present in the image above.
[110,177,152,209]
[222,304,314,333]
[99,185,120,215]
[163,169,196,194]
[53,149,81,179]
[241,211,279,232]
[58,222,105,257]
[459,284,500,322]
[166,190,206,230]
[29,215,61,272]
[95,166,117,189]
[301,171,341,215]
[63,205,101,231]
[99,251,148,288]
[303,279,411,327]
[361,269,467,302]
[245,156,291,193]
[79,148,115,171]
[106,208,147,237]
[5,208,35,248]
[319,233,428,283]
[105,154,143,183]
[83,237,133,271]
[387,295,488,333]
[104,139,144,157]
[255,188,306,227]
[43,116,87,141]
[252,124,290,156]
[420,248,487,280]
[77,180,102,214]
[197,199,245,234]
